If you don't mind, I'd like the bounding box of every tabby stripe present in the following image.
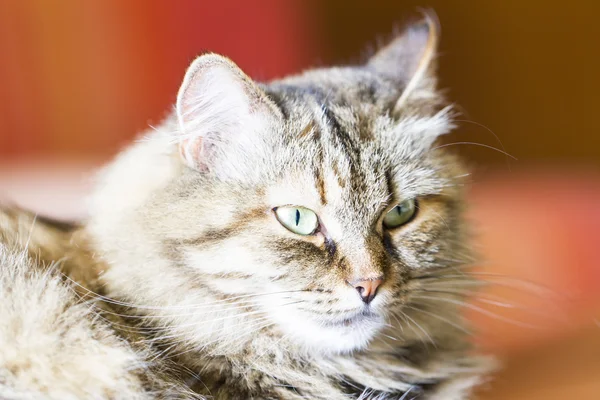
[179,207,266,248]
[298,120,316,138]
[322,106,368,195]
[314,152,327,205]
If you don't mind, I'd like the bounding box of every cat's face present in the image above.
[90,17,470,355]
[162,102,463,353]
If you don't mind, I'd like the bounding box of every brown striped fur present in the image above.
[0,13,493,399]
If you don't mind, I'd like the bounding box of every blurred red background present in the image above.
[1,1,599,398]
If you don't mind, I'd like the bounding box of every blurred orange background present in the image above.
[1,1,599,398]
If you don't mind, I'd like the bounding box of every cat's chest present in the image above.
[192,350,419,400]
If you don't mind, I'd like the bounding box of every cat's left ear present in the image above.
[367,11,439,112]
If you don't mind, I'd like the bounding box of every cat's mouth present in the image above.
[323,309,380,328]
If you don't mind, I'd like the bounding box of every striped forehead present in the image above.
[323,112,390,215]
[279,101,391,233]
[264,83,420,228]
[265,101,392,232]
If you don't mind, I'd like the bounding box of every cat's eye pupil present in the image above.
[382,199,417,229]
[274,206,319,236]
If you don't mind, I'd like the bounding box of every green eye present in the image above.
[383,199,417,229]
[274,206,319,235]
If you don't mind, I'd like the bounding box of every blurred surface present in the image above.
[1,1,599,398]
[318,0,600,168]
[478,323,600,399]
[0,0,318,158]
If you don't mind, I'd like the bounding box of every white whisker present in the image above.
[410,294,544,329]
[432,141,517,160]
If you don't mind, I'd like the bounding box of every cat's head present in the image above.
[89,14,470,356]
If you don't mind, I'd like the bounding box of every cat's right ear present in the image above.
[175,54,281,172]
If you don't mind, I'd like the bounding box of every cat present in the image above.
[0,13,494,400]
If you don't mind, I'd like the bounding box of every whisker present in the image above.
[413,271,567,299]
[399,385,417,400]
[380,332,400,341]
[149,300,305,334]
[454,119,513,171]
[62,273,309,311]
[147,315,274,347]
[24,213,38,251]
[145,314,277,359]
[410,294,545,329]
[141,300,303,346]
[403,304,472,336]
[90,299,303,338]
[96,296,293,321]
[168,319,277,360]
[432,141,517,160]
[417,287,570,324]
[389,312,406,335]
[254,332,292,362]
[415,202,452,234]
[399,311,436,347]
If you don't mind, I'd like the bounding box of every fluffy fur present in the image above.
[0,209,199,400]
[0,14,493,399]
[0,243,148,400]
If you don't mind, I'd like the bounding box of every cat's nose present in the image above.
[349,278,383,304]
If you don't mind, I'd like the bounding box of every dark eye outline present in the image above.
[382,198,418,230]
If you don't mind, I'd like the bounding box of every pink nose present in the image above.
[349,278,383,304]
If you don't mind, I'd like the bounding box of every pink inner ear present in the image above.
[179,137,208,171]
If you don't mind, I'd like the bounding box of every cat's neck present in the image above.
[167,319,472,399]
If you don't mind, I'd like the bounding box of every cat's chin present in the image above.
[271,308,385,355]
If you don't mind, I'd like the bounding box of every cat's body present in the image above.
[0,15,493,399]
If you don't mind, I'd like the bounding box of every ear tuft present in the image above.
[368,10,440,111]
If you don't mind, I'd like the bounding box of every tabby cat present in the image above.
[0,14,493,399]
